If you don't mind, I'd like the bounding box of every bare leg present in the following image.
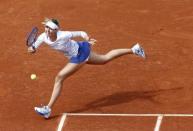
[87,49,133,65]
[47,62,84,108]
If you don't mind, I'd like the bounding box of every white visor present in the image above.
[45,21,59,30]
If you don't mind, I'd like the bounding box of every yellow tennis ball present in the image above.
[30,74,37,80]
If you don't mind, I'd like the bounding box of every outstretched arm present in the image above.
[70,31,89,41]
[70,31,97,45]
[27,33,45,54]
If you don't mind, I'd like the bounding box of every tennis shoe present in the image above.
[131,43,146,58]
[34,106,51,118]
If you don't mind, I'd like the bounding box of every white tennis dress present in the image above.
[33,31,88,58]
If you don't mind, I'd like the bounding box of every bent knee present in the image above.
[102,55,111,64]
[87,54,110,65]
[55,74,66,82]
[94,56,109,65]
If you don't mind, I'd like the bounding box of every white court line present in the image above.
[56,113,193,131]
[154,115,163,131]
[67,113,193,117]
[57,113,67,131]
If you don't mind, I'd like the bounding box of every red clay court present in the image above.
[0,0,193,130]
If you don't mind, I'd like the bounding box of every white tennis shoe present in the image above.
[34,106,51,118]
[131,43,146,58]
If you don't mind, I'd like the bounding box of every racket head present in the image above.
[26,27,38,47]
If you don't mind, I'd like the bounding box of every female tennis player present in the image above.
[28,18,146,118]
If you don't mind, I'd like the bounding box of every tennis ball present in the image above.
[30,74,37,80]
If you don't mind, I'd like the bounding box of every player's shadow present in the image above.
[70,87,182,113]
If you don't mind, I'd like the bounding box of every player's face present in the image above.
[45,26,57,36]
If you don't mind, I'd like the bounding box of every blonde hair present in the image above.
[42,18,59,27]
[41,17,51,25]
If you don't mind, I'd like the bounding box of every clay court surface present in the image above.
[1,0,193,130]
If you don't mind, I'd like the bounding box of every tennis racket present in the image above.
[26,27,38,47]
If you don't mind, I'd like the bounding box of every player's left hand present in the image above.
[88,38,97,45]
